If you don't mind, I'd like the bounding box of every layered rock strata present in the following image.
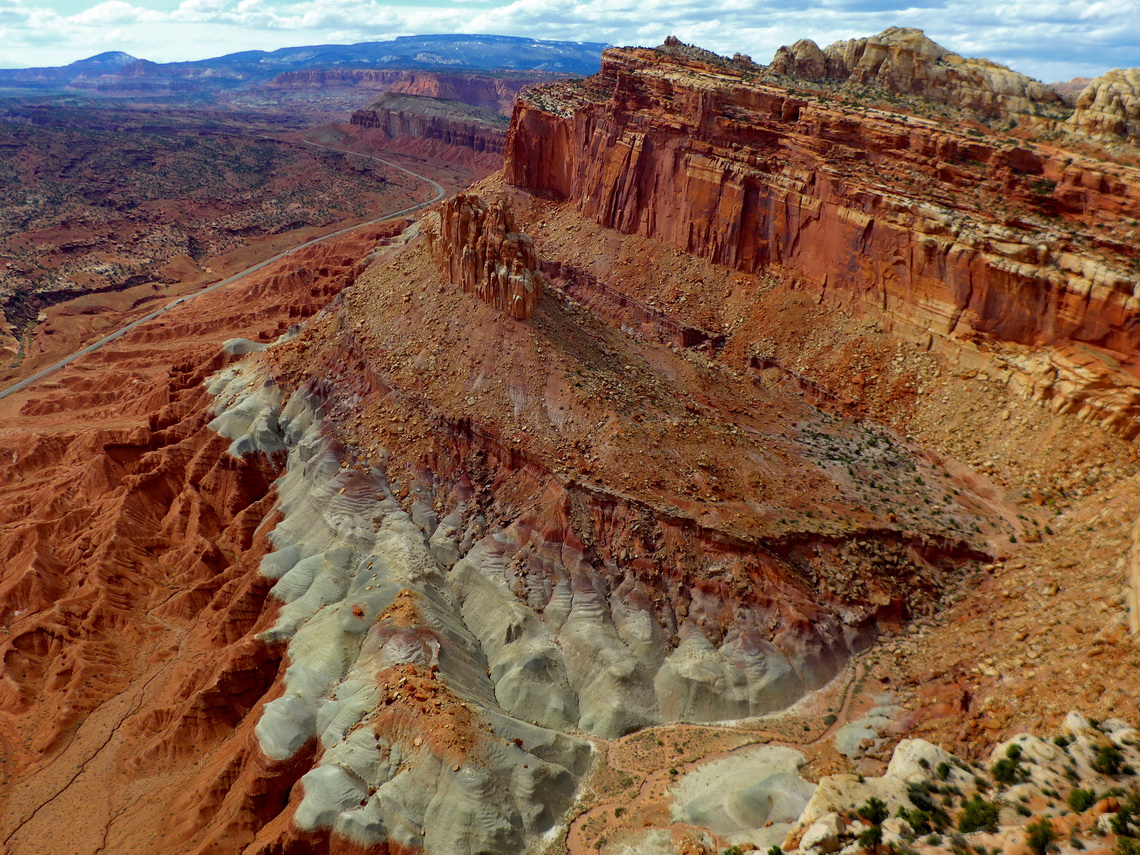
[428,192,543,319]
[505,46,1140,435]
[769,27,1067,120]
[350,93,508,159]
[1071,68,1140,140]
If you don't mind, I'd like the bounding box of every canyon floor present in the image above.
[0,100,490,380]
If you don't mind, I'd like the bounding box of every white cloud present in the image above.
[72,0,147,23]
[0,0,1136,80]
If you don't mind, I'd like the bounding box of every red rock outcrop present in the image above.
[350,93,507,164]
[1071,68,1140,140]
[428,192,542,319]
[271,70,549,115]
[770,27,1067,120]
[505,46,1140,433]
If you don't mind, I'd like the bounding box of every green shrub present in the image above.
[937,761,951,780]
[860,825,884,850]
[959,796,1000,833]
[1068,789,1097,812]
[1026,819,1057,855]
[859,796,889,825]
[992,758,1023,785]
[1123,791,1140,814]
[768,847,783,855]
[907,781,937,812]
[900,808,931,834]
[1110,807,1134,837]
[1117,839,1140,855]
[1096,746,1125,777]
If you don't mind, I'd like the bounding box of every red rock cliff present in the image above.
[428,192,542,319]
[505,46,1140,368]
[350,93,507,157]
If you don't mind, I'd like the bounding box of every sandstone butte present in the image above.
[4,31,1140,855]
[769,27,1139,142]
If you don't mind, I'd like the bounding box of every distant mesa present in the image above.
[67,50,139,69]
[277,68,550,115]
[1052,76,1094,105]
[428,192,543,319]
[0,34,608,93]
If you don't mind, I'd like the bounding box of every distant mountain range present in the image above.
[0,34,609,94]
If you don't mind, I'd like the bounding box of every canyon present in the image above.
[2,28,1140,855]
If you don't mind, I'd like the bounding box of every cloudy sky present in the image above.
[0,0,1136,83]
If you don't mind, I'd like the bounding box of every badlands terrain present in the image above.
[1,24,1140,855]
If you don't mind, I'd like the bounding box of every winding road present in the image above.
[0,143,445,401]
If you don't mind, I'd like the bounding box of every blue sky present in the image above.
[0,0,1137,82]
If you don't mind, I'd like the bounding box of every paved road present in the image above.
[0,145,445,401]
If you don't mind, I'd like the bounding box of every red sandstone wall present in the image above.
[505,48,1140,357]
[350,107,505,157]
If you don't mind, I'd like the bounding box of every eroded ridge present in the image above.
[206,363,589,854]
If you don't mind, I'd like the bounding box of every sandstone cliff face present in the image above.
[505,46,1140,435]
[428,192,542,319]
[271,69,546,115]
[350,93,507,159]
[1071,68,1140,140]
[771,27,1066,120]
